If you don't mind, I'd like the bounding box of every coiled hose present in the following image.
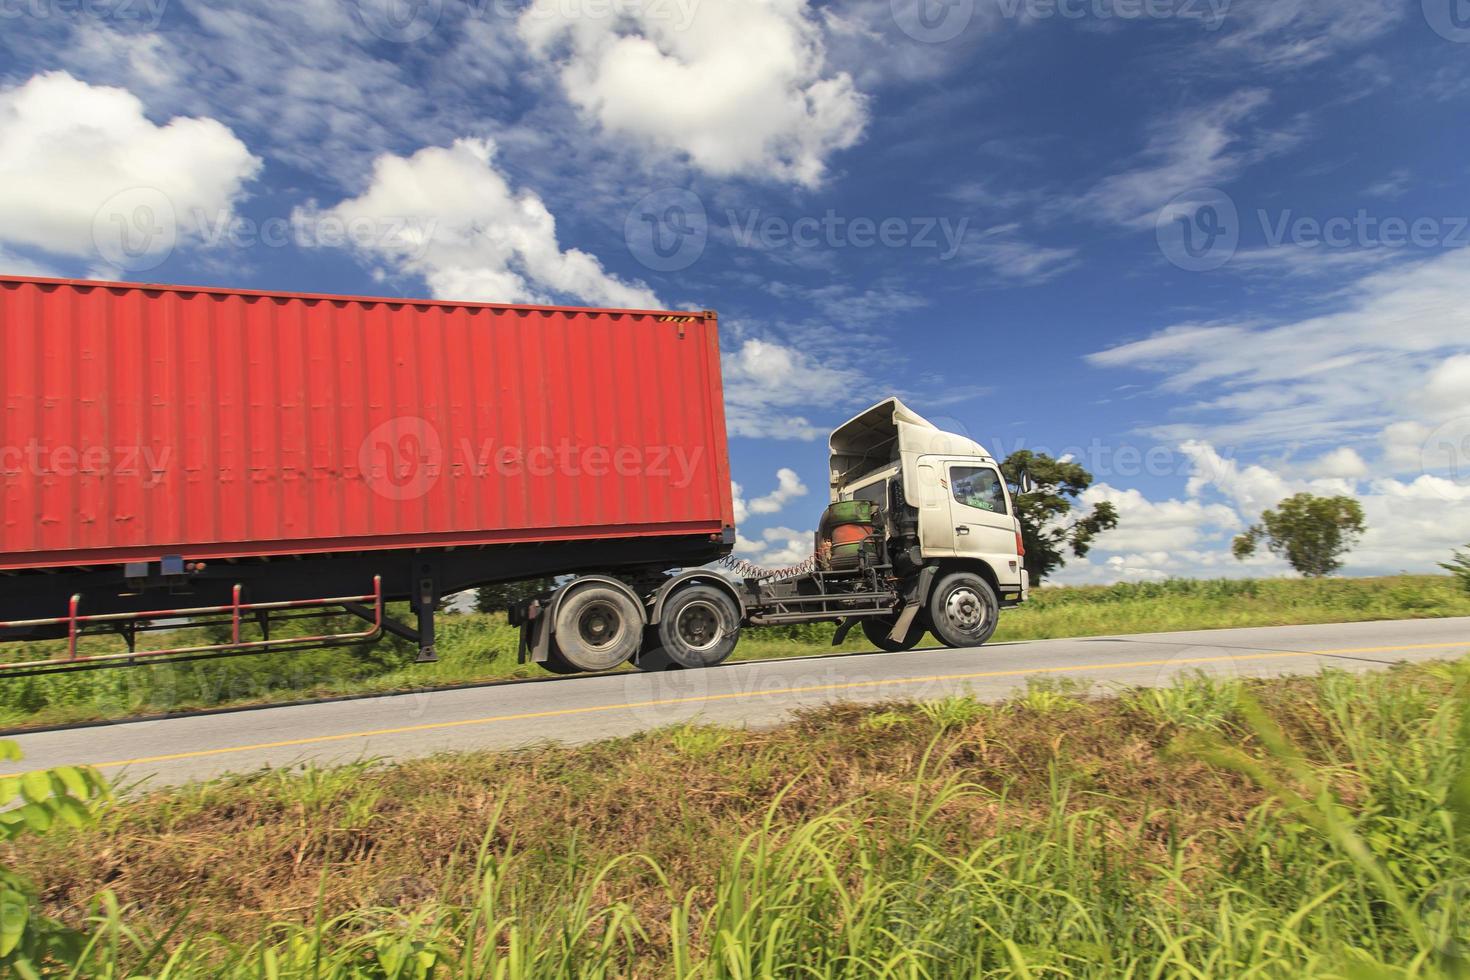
[718,552,818,582]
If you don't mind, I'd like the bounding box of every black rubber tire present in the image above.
[539,642,584,675]
[551,584,643,672]
[926,573,999,649]
[634,626,678,672]
[861,615,926,652]
[655,585,741,669]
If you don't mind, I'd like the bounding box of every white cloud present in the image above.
[1070,90,1283,228]
[1089,248,1470,457]
[960,224,1078,283]
[518,0,868,186]
[1214,0,1404,70]
[297,137,660,308]
[1079,483,1242,554]
[1305,447,1368,480]
[0,71,260,266]
[734,525,814,567]
[749,467,809,515]
[721,338,866,440]
[1054,440,1470,584]
[0,247,60,278]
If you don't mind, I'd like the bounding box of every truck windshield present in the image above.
[951,466,1007,514]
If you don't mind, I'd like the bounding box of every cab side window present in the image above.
[950,466,1008,515]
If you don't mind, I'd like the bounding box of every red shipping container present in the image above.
[0,276,735,572]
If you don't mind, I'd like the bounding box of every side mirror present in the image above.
[1018,472,1037,495]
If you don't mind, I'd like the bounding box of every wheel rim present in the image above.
[577,600,627,652]
[675,600,724,654]
[944,587,990,635]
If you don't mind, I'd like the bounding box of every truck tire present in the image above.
[551,584,643,672]
[926,573,999,649]
[861,615,926,652]
[644,585,741,670]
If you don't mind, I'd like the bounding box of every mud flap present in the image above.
[888,566,937,643]
[832,617,858,646]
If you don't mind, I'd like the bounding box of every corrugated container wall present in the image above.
[0,277,734,571]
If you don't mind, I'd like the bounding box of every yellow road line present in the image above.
[55,639,1470,772]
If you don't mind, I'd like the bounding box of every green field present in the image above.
[3,574,1468,730]
[5,656,1470,976]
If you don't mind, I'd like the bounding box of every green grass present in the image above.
[5,658,1470,976]
[2,574,1468,730]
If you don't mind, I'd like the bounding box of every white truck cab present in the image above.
[830,398,1029,607]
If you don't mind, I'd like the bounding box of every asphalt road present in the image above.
[6,616,1469,790]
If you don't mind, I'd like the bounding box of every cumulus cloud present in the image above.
[734,525,814,567]
[518,0,867,186]
[0,71,260,268]
[748,467,809,515]
[1089,248,1470,459]
[721,338,868,440]
[297,137,660,308]
[1054,441,1470,584]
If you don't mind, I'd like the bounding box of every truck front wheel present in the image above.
[927,573,999,649]
[551,585,643,672]
[640,585,741,670]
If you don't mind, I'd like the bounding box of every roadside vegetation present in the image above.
[4,658,1470,976]
[2,574,1469,730]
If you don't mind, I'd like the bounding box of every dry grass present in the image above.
[6,665,1442,951]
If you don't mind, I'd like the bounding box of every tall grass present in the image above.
[7,659,1470,976]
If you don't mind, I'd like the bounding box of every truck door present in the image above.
[945,462,1015,566]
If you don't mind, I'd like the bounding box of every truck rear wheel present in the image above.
[927,573,999,649]
[861,615,926,652]
[551,584,643,672]
[641,585,741,670]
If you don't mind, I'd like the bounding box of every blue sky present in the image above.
[2,0,1469,582]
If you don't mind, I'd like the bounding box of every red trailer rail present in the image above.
[0,276,736,672]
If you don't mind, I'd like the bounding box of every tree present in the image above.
[1442,545,1470,594]
[999,450,1120,584]
[475,578,554,614]
[1232,493,1366,577]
